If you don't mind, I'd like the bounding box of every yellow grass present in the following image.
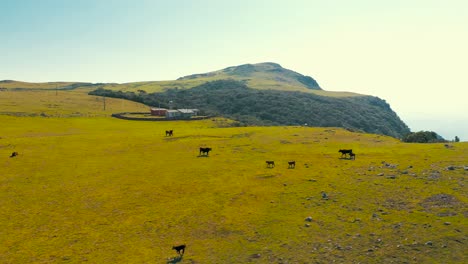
[0,89,148,117]
[0,81,83,90]
[0,90,466,263]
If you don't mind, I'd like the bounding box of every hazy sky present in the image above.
[1,0,467,140]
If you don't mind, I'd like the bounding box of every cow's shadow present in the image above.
[167,255,183,263]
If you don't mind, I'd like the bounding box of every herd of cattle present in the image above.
[164,128,357,168]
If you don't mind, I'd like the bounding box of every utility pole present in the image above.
[55,85,58,96]
[103,96,106,111]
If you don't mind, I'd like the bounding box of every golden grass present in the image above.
[0,89,148,117]
[0,81,82,90]
[0,90,466,263]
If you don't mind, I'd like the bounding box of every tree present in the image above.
[454,136,460,142]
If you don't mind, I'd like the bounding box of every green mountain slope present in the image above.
[177,62,321,90]
[91,79,410,138]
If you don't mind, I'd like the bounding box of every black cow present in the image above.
[266,161,275,168]
[172,244,186,255]
[288,161,296,168]
[165,130,173,136]
[199,147,212,156]
[339,149,353,158]
[10,152,18,158]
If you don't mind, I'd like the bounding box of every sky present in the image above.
[1,0,467,140]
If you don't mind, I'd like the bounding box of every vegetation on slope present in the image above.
[402,131,447,143]
[90,79,410,138]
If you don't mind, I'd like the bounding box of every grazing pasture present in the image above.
[0,90,466,263]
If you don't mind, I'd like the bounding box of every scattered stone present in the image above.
[249,253,261,259]
[308,179,317,182]
[425,241,433,246]
[400,170,408,174]
[446,165,456,171]
[321,192,328,200]
[386,175,396,179]
[382,161,398,169]
[444,222,451,225]
[464,166,468,171]
[305,216,313,222]
[408,165,413,168]
[305,223,310,227]
[428,171,441,180]
[283,183,287,186]
[437,211,457,217]
[377,173,384,176]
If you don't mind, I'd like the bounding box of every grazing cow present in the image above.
[288,161,296,169]
[165,130,173,136]
[10,152,18,158]
[199,147,212,156]
[338,149,353,158]
[172,244,186,255]
[266,161,275,168]
[349,153,356,160]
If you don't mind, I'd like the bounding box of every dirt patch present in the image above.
[231,132,255,138]
[256,173,281,179]
[383,198,412,211]
[420,194,463,210]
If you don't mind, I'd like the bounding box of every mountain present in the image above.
[177,62,321,90]
[2,62,411,137]
[90,79,411,138]
[1,63,358,97]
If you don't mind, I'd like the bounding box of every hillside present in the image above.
[0,80,102,90]
[96,62,361,97]
[177,62,321,90]
[1,113,466,263]
[91,79,410,138]
[1,63,360,97]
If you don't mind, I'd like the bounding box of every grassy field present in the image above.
[0,89,148,117]
[0,90,466,263]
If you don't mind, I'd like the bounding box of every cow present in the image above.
[165,130,173,136]
[266,161,275,168]
[288,161,296,169]
[172,244,186,255]
[10,152,18,158]
[349,153,356,160]
[199,147,212,156]
[338,149,353,158]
